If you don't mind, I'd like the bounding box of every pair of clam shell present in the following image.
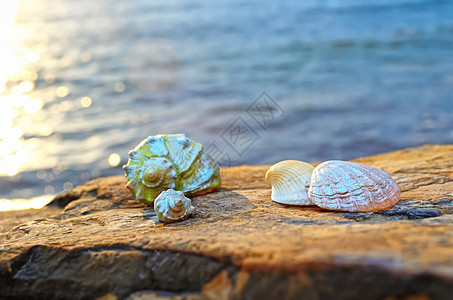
[265,160,400,212]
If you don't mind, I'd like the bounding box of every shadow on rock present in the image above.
[142,188,256,226]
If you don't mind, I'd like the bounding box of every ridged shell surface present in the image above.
[123,134,221,205]
[154,189,195,223]
[308,160,400,212]
[265,160,315,205]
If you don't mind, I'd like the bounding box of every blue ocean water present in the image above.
[1,0,453,205]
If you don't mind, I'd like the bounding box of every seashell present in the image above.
[308,160,400,212]
[123,134,221,205]
[265,160,315,205]
[154,189,195,223]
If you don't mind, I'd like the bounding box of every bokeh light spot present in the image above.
[36,170,46,179]
[23,98,43,114]
[59,100,74,112]
[108,153,121,167]
[44,185,55,194]
[80,96,92,108]
[56,86,69,98]
[114,82,126,93]
[63,181,73,191]
[17,81,34,94]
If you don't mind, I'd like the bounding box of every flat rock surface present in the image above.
[1,145,453,299]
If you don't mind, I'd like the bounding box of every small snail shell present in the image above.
[308,160,400,212]
[154,189,195,223]
[265,160,315,205]
[123,134,221,205]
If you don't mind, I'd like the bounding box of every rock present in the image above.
[1,144,453,299]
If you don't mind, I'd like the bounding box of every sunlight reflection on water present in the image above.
[0,1,37,178]
[0,195,52,211]
[0,2,47,210]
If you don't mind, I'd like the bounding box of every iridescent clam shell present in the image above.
[308,160,400,212]
[154,189,195,223]
[123,134,221,205]
[265,160,315,205]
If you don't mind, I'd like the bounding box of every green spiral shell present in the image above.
[123,134,221,205]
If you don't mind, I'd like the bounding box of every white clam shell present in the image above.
[154,189,195,223]
[265,160,315,205]
[308,160,400,212]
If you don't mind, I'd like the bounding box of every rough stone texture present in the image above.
[1,144,453,299]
